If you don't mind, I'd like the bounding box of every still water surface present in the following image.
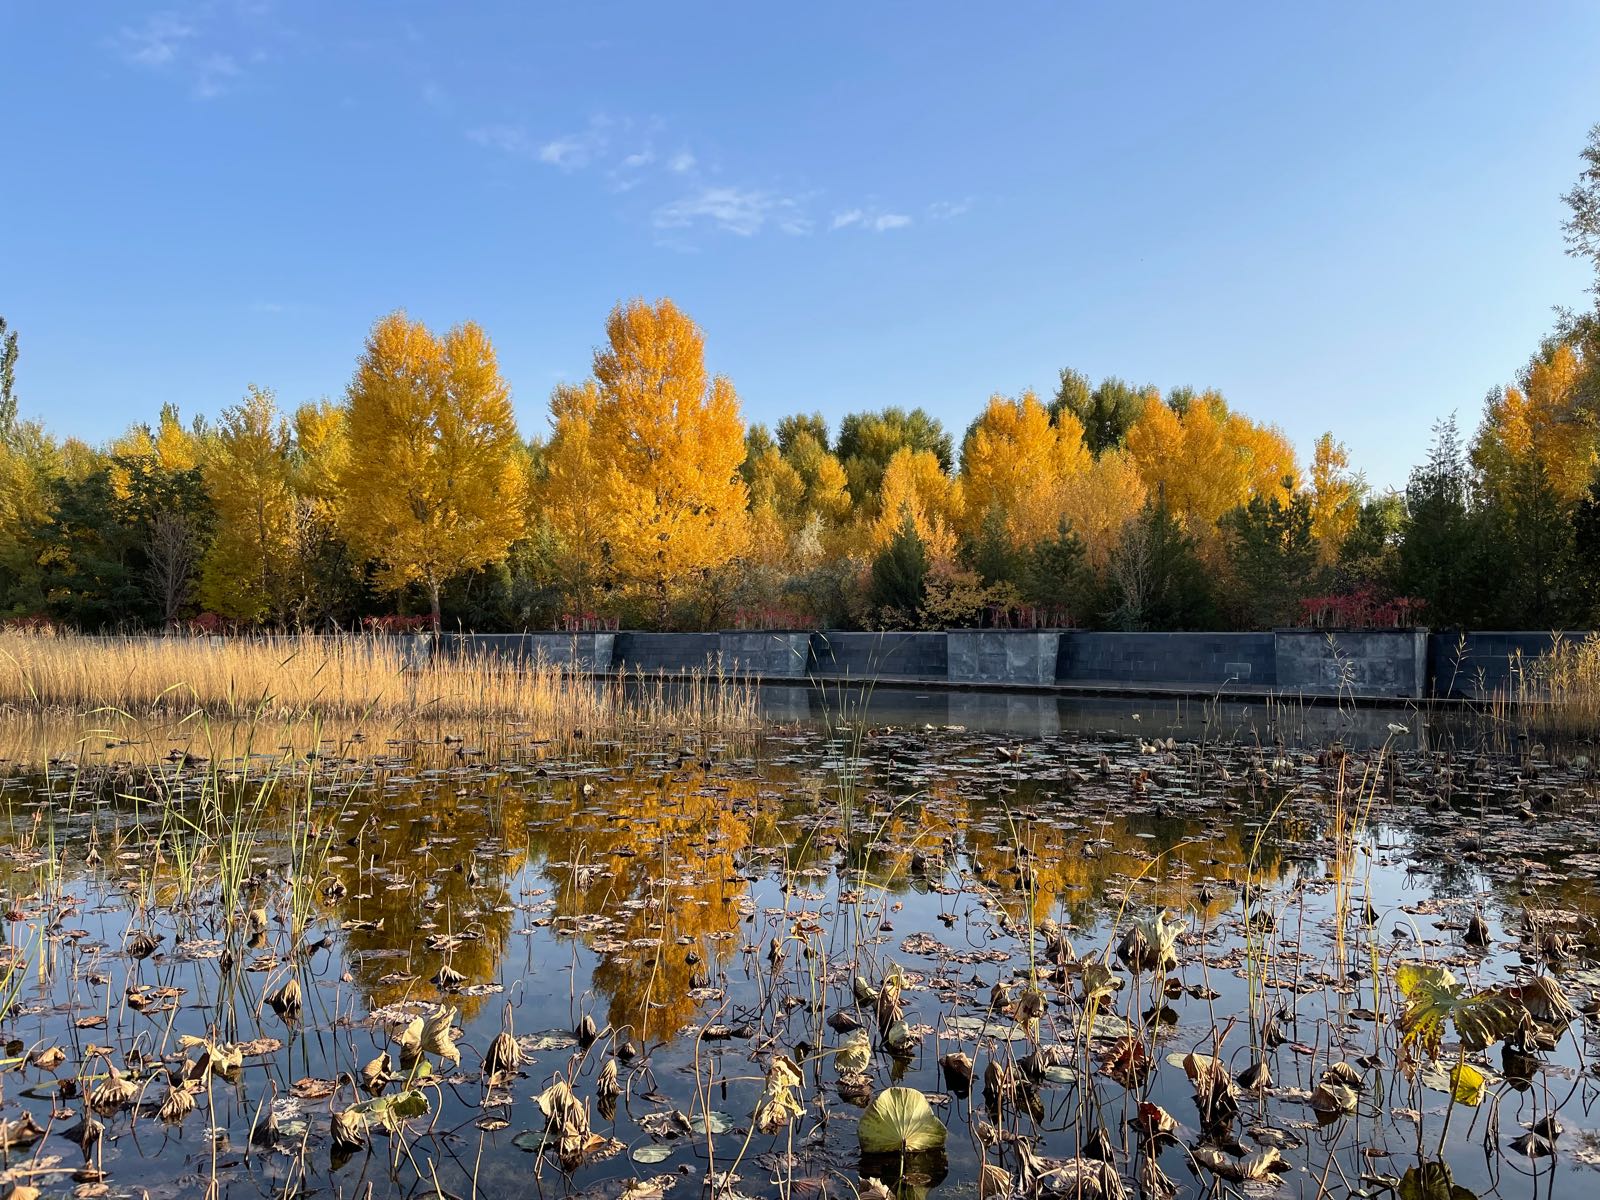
[0,693,1593,1199]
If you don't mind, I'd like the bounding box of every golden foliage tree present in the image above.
[199,386,296,622]
[539,380,612,616]
[341,312,528,628]
[959,390,1091,547]
[1308,432,1359,564]
[870,448,962,562]
[108,403,201,500]
[0,423,62,611]
[1472,340,1597,509]
[1056,450,1149,569]
[1125,393,1297,536]
[576,298,750,623]
[743,423,851,568]
[290,401,348,517]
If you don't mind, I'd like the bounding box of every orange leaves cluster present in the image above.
[1124,393,1297,536]
[540,299,750,617]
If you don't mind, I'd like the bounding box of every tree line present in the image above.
[3,126,1600,635]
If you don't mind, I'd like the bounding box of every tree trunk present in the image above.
[428,578,442,632]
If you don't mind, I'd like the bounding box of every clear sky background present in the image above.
[3,2,1596,489]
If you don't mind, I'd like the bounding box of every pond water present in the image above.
[0,700,1595,1200]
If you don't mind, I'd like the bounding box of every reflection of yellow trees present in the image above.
[330,774,529,1022]
[959,789,1299,928]
[0,734,1324,1049]
[532,767,776,1041]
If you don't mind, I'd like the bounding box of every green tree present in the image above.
[1562,121,1600,300]
[1050,370,1153,457]
[1335,493,1405,594]
[1104,500,1215,630]
[777,412,830,454]
[1393,416,1501,627]
[1221,486,1318,628]
[869,509,929,626]
[1021,518,1090,622]
[1571,477,1600,619]
[836,407,953,507]
[114,452,212,626]
[33,467,146,628]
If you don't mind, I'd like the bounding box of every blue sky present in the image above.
[3,2,1596,488]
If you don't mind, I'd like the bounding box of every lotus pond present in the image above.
[0,694,1597,1200]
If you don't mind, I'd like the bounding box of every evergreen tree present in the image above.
[869,509,929,626]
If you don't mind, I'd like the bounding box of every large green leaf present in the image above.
[1395,964,1525,1056]
[857,1087,947,1153]
[347,1088,430,1134]
[1397,1161,1479,1200]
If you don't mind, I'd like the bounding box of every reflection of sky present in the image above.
[760,685,1459,752]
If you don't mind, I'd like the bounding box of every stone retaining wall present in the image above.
[426,627,1591,699]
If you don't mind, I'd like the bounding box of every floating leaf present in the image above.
[857,1087,947,1153]
[836,1028,872,1075]
[1419,1061,1493,1106]
[689,1110,734,1135]
[1397,1161,1480,1200]
[348,1088,431,1133]
[1395,963,1526,1056]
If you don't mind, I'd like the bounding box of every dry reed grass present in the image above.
[1502,633,1600,744]
[0,631,758,742]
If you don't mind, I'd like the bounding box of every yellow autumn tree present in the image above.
[742,426,851,567]
[290,401,348,517]
[959,390,1091,547]
[1056,450,1149,569]
[578,298,750,623]
[199,386,296,622]
[341,312,528,629]
[108,403,201,499]
[1307,432,1358,564]
[0,423,63,611]
[539,380,612,616]
[870,447,962,562]
[1125,393,1297,535]
[1472,340,1597,508]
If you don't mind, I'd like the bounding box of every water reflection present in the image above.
[0,708,1595,1200]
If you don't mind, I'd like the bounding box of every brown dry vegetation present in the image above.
[0,631,757,739]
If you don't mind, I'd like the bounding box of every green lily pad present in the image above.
[690,1110,734,1135]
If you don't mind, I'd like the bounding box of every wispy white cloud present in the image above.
[116,12,196,67]
[194,52,241,99]
[469,115,615,171]
[653,187,809,238]
[927,197,973,221]
[111,7,258,99]
[830,207,911,233]
[466,110,931,243]
[467,124,538,157]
